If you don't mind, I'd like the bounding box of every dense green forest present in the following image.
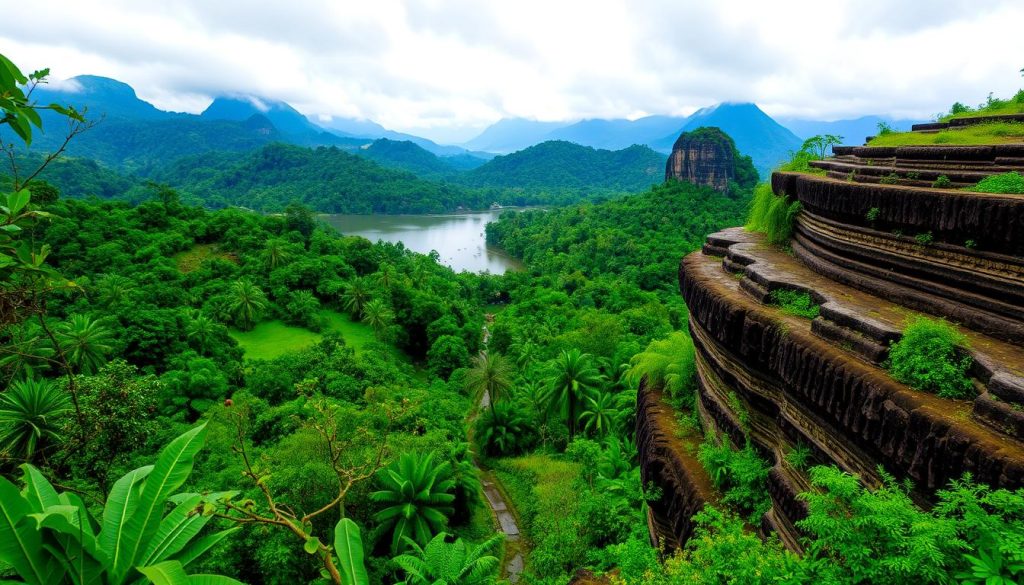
[3,55,1024,585]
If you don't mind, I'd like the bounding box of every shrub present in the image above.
[626,331,696,400]
[865,207,880,222]
[785,443,813,471]
[933,175,952,188]
[747,185,803,246]
[970,171,1024,194]
[475,401,536,456]
[887,317,973,399]
[915,231,934,246]
[770,289,820,319]
[698,433,771,521]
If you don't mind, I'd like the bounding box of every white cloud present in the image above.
[1,0,1022,142]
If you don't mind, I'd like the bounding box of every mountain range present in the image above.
[19,74,928,188]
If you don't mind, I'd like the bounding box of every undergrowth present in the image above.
[771,289,820,319]
[887,317,974,399]
[747,183,802,246]
[970,171,1024,194]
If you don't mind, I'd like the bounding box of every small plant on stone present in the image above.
[865,207,880,222]
[934,175,953,188]
[785,443,813,471]
[915,231,935,246]
[887,317,974,399]
[970,171,1024,194]
[965,239,977,249]
[880,172,901,185]
[877,121,895,136]
[770,289,821,319]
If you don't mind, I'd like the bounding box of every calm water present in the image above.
[321,209,525,274]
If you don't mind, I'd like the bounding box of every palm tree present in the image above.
[95,274,134,305]
[374,263,400,291]
[518,378,548,422]
[228,279,267,330]
[55,314,114,375]
[186,312,218,355]
[371,452,456,554]
[475,401,534,456]
[262,238,293,271]
[578,390,621,438]
[508,337,538,370]
[543,349,602,441]
[463,351,514,415]
[341,276,372,317]
[0,378,71,462]
[393,532,502,585]
[361,298,394,339]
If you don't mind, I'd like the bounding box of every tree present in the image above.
[427,334,470,379]
[373,263,400,291]
[285,289,321,329]
[801,134,843,160]
[463,351,514,415]
[262,238,294,271]
[227,279,267,330]
[185,311,218,355]
[0,424,243,585]
[341,276,372,317]
[55,314,114,375]
[361,298,394,339]
[0,378,70,464]
[543,349,602,441]
[370,451,456,554]
[475,401,535,456]
[578,390,621,438]
[393,532,502,585]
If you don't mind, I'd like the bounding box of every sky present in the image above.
[2,0,1023,144]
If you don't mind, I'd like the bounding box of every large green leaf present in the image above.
[334,518,369,585]
[185,575,245,585]
[136,560,189,585]
[173,527,239,569]
[114,424,207,583]
[99,464,153,578]
[140,495,209,566]
[0,476,58,584]
[19,464,60,513]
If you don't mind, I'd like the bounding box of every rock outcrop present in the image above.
[640,113,1024,552]
[664,127,739,192]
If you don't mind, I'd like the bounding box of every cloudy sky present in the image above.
[2,0,1023,143]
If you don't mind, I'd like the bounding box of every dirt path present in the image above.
[471,315,524,583]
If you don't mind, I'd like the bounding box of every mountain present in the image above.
[159,142,485,214]
[462,141,666,192]
[777,115,926,145]
[546,115,689,151]
[653,103,802,178]
[200,96,363,147]
[356,139,462,178]
[665,127,758,193]
[462,118,573,153]
[32,75,178,121]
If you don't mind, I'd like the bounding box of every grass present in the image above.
[886,317,974,399]
[747,183,802,246]
[770,289,820,319]
[939,91,1024,121]
[230,309,399,361]
[970,171,1024,194]
[173,243,238,273]
[866,122,1024,146]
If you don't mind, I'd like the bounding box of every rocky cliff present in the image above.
[664,127,755,192]
[639,113,1024,552]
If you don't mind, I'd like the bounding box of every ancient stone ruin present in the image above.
[639,114,1024,551]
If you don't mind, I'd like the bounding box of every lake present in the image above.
[321,209,525,274]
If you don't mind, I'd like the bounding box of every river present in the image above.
[320,209,525,274]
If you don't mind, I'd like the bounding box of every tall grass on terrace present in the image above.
[747,183,802,246]
[868,122,1024,147]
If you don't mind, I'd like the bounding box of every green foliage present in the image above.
[868,122,1024,146]
[971,171,1024,194]
[0,424,241,584]
[933,174,953,188]
[940,89,1024,121]
[770,288,820,319]
[335,518,370,585]
[475,401,536,456]
[55,313,115,374]
[626,331,697,400]
[0,378,71,463]
[785,443,813,471]
[427,334,470,379]
[227,279,268,330]
[543,349,603,441]
[887,317,974,399]
[697,433,771,521]
[392,532,502,585]
[876,121,895,135]
[370,452,456,554]
[915,231,934,246]
[747,183,802,246]
[801,134,844,159]
[865,207,880,222]
[463,351,515,412]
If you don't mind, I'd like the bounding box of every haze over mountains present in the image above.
[25,74,924,184]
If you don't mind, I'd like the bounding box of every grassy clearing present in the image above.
[174,243,237,273]
[867,122,1024,146]
[230,309,397,361]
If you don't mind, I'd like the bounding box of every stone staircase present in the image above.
[639,115,1024,552]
